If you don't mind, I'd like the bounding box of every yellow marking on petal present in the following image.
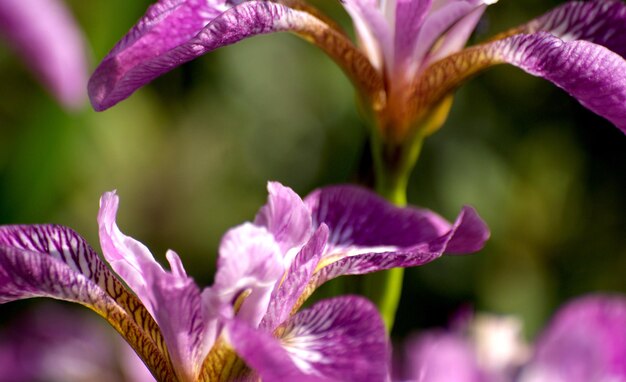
[199,336,251,381]
[233,289,252,314]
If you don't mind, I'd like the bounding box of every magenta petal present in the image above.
[226,319,326,382]
[304,185,488,283]
[88,1,333,111]
[98,191,210,380]
[521,295,626,382]
[211,222,285,327]
[0,224,175,380]
[229,296,389,382]
[340,0,392,71]
[419,0,490,69]
[489,33,626,133]
[311,205,489,286]
[521,0,626,58]
[0,226,125,307]
[393,0,431,71]
[254,181,313,254]
[0,0,87,109]
[260,224,329,331]
[306,185,452,247]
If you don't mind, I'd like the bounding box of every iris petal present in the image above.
[412,0,626,133]
[98,191,209,381]
[260,224,328,331]
[228,296,388,382]
[0,225,174,381]
[89,0,382,111]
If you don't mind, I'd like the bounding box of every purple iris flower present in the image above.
[396,295,626,382]
[0,182,488,381]
[0,0,88,109]
[88,0,626,138]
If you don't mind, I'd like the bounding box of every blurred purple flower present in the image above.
[89,0,626,138]
[0,303,154,382]
[397,295,626,382]
[0,182,488,381]
[0,0,88,109]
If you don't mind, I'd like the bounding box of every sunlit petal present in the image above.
[98,192,209,381]
[0,225,173,380]
[229,296,388,382]
[412,0,626,133]
[89,0,382,111]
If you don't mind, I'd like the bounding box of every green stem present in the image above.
[362,134,424,331]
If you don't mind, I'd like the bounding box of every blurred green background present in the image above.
[0,0,624,345]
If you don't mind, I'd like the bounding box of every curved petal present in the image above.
[308,205,488,289]
[503,0,626,57]
[304,185,488,260]
[415,33,626,133]
[393,0,431,72]
[0,0,88,109]
[254,181,313,255]
[210,222,285,327]
[418,0,494,69]
[341,0,392,71]
[228,296,389,382]
[520,295,626,382]
[260,224,328,331]
[89,0,382,111]
[98,192,209,381]
[0,225,174,381]
[412,0,626,133]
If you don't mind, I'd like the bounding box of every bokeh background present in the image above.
[0,0,624,365]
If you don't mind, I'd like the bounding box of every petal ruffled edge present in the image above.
[307,205,488,290]
[98,191,211,381]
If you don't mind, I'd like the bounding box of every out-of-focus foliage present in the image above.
[0,0,624,346]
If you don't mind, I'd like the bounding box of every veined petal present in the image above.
[503,0,626,57]
[305,185,452,247]
[393,0,431,72]
[309,205,488,289]
[412,0,626,133]
[0,0,88,108]
[254,181,313,255]
[210,223,285,327]
[520,295,626,382]
[0,225,174,381]
[98,192,209,381]
[415,33,626,134]
[260,224,328,331]
[89,0,383,111]
[229,296,389,382]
